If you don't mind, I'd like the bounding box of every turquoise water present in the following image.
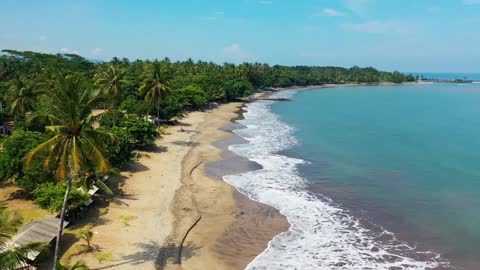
[271,83,480,269]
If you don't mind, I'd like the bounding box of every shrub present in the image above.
[0,130,49,182]
[98,126,135,165]
[16,163,54,192]
[33,182,90,213]
[176,85,208,109]
[119,98,150,116]
[223,76,254,100]
[119,118,158,147]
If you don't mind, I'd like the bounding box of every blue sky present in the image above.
[0,0,479,72]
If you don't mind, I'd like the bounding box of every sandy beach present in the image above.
[164,102,288,270]
[68,102,288,270]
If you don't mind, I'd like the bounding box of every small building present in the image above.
[2,216,69,269]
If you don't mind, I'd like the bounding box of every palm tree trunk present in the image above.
[157,101,160,129]
[52,177,72,269]
[111,103,116,127]
[145,105,151,121]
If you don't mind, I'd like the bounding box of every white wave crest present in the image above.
[223,90,450,270]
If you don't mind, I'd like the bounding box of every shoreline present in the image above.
[164,102,288,270]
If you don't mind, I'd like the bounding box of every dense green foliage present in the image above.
[0,130,53,191]
[98,125,135,165]
[32,182,90,212]
[0,50,415,123]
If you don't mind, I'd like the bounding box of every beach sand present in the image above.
[76,102,288,270]
[78,109,207,269]
[164,102,288,270]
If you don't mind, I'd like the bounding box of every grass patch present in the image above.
[93,250,113,264]
[120,215,137,227]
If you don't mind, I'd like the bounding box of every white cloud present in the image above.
[39,35,48,41]
[60,48,69,53]
[223,43,253,61]
[224,43,241,55]
[343,0,374,16]
[91,48,102,55]
[259,0,272,4]
[315,8,345,17]
[72,50,79,55]
[463,0,480,4]
[342,20,409,34]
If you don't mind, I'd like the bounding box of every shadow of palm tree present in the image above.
[91,241,200,270]
[171,141,199,147]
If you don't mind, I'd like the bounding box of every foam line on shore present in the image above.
[223,89,451,269]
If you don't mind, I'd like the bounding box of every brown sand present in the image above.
[164,102,288,270]
[0,183,49,224]
[80,109,208,269]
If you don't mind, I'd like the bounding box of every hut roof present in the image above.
[12,216,69,247]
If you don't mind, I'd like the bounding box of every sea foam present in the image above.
[223,90,451,270]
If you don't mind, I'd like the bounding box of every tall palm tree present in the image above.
[24,74,115,269]
[8,77,45,117]
[94,64,127,125]
[0,203,48,270]
[139,61,171,127]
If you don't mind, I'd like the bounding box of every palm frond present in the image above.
[0,242,48,270]
[24,135,63,168]
[81,137,111,174]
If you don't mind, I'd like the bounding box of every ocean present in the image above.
[224,83,480,269]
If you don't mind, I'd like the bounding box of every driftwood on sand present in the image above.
[176,215,202,264]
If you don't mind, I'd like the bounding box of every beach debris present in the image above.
[177,215,202,264]
[189,161,203,176]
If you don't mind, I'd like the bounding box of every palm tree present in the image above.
[8,77,44,117]
[0,242,48,270]
[0,204,48,270]
[94,64,127,125]
[24,74,115,269]
[0,204,21,240]
[139,61,171,127]
[78,230,94,250]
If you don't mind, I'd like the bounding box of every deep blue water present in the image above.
[270,83,480,269]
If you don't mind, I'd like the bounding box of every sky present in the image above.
[0,0,479,72]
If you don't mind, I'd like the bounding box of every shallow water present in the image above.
[224,83,480,269]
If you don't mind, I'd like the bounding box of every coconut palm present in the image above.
[24,74,115,269]
[139,61,171,127]
[94,64,127,125]
[0,204,48,270]
[0,204,21,241]
[8,77,44,117]
[94,64,126,103]
[78,230,94,250]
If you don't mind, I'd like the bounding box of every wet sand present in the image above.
[164,102,288,270]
